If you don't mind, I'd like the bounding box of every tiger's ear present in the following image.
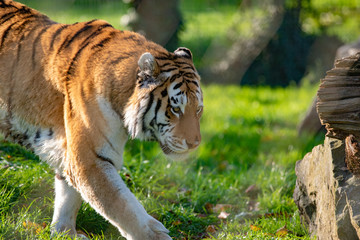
[174,47,192,60]
[138,52,160,77]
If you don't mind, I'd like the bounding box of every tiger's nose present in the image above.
[186,136,201,149]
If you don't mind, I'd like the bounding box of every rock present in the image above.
[294,137,360,240]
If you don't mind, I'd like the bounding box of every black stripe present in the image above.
[13,17,33,38]
[182,66,195,71]
[15,18,34,61]
[165,98,171,119]
[161,88,167,97]
[63,24,92,49]
[0,10,18,24]
[35,129,41,138]
[31,27,48,68]
[165,109,171,119]
[97,153,115,166]
[78,24,113,46]
[50,24,70,50]
[170,96,178,104]
[65,92,73,117]
[149,118,155,128]
[0,1,14,8]
[154,99,162,116]
[159,62,171,68]
[175,61,190,65]
[173,82,183,89]
[90,31,116,53]
[34,129,41,143]
[48,128,53,137]
[154,52,171,59]
[111,55,131,65]
[155,56,171,60]
[16,33,25,63]
[121,34,144,44]
[91,36,111,49]
[142,93,154,129]
[187,80,199,87]
[162,67,177,72]
[183,72,196,78]
[18,6,32,15]
[0,6,32,24]
[86,19,97,25]
[57,23,112,55]
[152,99,162,128]
[0,21,16,50]
[65,24,113,80]
[65,41,91,79]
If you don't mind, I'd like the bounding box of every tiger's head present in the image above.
[124,47,203,160]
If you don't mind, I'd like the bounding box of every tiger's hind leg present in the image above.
[51,171,83,237]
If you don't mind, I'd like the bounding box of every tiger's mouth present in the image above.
[160,143,189,161]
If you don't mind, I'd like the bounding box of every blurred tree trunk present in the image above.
[121,0,182,51]
[200,0,284,84]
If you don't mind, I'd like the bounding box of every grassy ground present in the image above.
[0,84,322,239]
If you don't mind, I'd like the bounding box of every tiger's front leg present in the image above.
[67,160,171,240]
[61,96,171,240]
[51,172,83,236]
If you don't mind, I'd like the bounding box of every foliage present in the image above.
[0,85,322,239]
[295,0,360,43]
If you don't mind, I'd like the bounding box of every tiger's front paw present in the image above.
[136,218,172,240]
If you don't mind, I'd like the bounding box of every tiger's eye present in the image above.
[172,107,181,114]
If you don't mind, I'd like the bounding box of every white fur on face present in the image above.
[124,94,153,140]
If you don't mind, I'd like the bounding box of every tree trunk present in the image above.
[200,0,285,84]
[121,0,182,51]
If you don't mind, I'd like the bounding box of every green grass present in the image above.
[0,85,321,239]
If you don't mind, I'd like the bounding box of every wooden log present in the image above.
[317,98,360,113]
[317,53,360,139]
[326,68,360,76]
[317,87,360,101]
[320,77,360,87]
[319,112,360,124]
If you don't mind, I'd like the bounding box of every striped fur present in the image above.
[0,1,202,239]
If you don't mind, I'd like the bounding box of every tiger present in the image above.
[0,1,203,239]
